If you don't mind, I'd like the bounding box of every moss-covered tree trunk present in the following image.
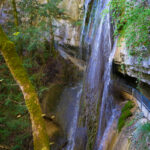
[0,26,49,150]
[11,0,19,27]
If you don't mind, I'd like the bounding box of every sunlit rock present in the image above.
[114,38,150,85]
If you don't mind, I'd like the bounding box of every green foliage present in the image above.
[73,20,83,26]
[121,64,125,73]
[110,0,150,89]
[131,122,150,150]
[7,0,64,58]
[0,52,47,149]
[126,120,134,127]
[10,26,47,54]
[0,55,31,149]
[118,119,125,132]
[119,109,132,120]
[110,0,150,59]
[128,49,136,56]
[38,0,63,18]
[121,101,134,113]
[0,0,71,149]
[118,101,134,132]
[140,123,150,132]
[18,0,38,18]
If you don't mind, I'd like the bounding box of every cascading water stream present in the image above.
[80,0,91,45]
[80,0,120,149]
[82,0,112,90]
[96,39,118,150]
[98,107,119,150]
[80,0,92,60]
[64,0,119,149]
[66,85,82,150]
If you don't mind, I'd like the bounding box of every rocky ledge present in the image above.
[113,38,150,85]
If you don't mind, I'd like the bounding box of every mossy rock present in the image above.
[117,101,134,132]
[121,101,134,113]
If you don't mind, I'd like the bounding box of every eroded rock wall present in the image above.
[1,0,84,48]
[54,0,84,47]
[114,38,150,85]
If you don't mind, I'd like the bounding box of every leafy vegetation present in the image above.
[0,24,51,149]
[4,0,65,58]
[0,0,67,149]
[121,101,134,113]
[110,0,150,56]
[0,55,32,149]
[110,0,150,88]
[118,101,134,132]
[131,122,150,150]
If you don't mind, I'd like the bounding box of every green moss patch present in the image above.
[118,101,134,132]
[121,101,134,113]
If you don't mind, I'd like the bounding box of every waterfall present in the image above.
[79,0,92,60]
[66,84,82,150]
[96,39,119,150]
[82,0,112,89]
[80,0,119,149]
[80,0,91,46]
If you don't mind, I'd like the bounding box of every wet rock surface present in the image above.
[74,127,87,150]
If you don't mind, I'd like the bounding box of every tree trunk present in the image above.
[0,26,49,150]
[11,0,19,27]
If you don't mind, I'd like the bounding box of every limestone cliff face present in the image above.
[114,38,150,85]
[54,0,84,47]
[0,0,11,25]
[39,0,84,47]
[30,0,84,47]
[54,19,81,47]
[0,0,84,47]
[59,0,84,21]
